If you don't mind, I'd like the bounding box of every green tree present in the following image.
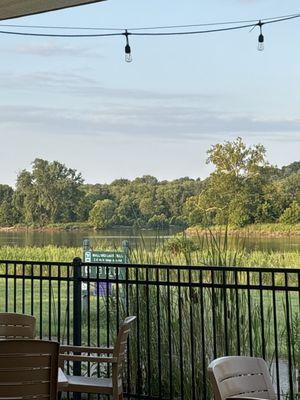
[76,184,112,221]
[206,136,266,178]
[14,159,83,225]
[255,172,300,223]
[89,199,116,229]
[14,170,39,225]
[115,195,138,226]
[133,175,158,185]
[0,185,16,226]
[279,201,300,224]
[281,161,300,177]
[186,137,268,227]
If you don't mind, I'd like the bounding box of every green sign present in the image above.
[83,250,127,279]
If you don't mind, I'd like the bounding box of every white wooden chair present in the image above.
[0,339,59,399]
[0,312,36,338]
[59,316,136,399]
[208,356,276,400]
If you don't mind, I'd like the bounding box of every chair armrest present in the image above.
[57,368,68,390]
[60,345,114,354]
[59,354,118,363]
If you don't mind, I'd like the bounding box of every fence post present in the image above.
[73,256,82,399]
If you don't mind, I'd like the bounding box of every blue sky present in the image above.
[0,0,299,186]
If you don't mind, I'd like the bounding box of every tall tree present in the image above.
[14,170,39,225]
[89,199,116,229]
[187,137,268,226]
[14,159,83,225]
[0,185,16,226]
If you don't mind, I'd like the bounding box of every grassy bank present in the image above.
[186,223,300,237]
[0,245,79,261]
[1,222,300,238]
[0,222,92,232]
[0,244,298,268]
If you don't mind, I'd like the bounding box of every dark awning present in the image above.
[0,0,106,21]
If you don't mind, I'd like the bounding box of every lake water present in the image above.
[0,228,299,252]
[0,228,181,248]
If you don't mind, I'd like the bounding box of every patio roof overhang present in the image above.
[0,0,106,21]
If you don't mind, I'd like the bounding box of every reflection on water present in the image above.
[0,228,182,249]
[238,236,300,252]
[0,228,299,252]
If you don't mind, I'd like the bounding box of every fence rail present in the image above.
[0,258,299,400]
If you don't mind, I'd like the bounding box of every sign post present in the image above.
[82,239,128,297]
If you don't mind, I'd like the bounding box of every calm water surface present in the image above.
[0,228,180,248]
[0,228,299,252]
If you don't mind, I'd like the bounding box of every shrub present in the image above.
[279,201,300,224]
[165,234,197,255]
[147,214,169,229]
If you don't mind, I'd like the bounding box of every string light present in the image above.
[124,30,132,63]
[0,12,298,62]
[257,20,264,51]
[0,12,298,31]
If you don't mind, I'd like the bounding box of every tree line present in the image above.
[0,138,299,229]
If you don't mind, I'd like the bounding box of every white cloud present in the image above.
[0,70,216,101]
[0,103,300,143]
[12,42,100,57]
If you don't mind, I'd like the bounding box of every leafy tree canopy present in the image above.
[0,140,298,229]
[207,137,267,178]
[14,159,83,225]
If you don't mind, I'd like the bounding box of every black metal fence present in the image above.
[0,258,299,400]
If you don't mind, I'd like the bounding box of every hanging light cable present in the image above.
[124,30,132,62]
[0,11,298,31]
[0,12,299,63]
[0,13,298,38]
[257,20,264,51]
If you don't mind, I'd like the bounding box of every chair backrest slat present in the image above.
[0,367,51,382]
[0,339,59,400]
[0,313,36,339]
[208,356,276,400]
[219,374,269,398]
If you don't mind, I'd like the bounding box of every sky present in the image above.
[0,0,300,186]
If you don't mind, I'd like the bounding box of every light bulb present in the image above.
[258,33,264,51]
[125,44,132,63]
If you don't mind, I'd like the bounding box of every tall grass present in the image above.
[187,223,300,237]
[0,245,78,262]
[0,238,298,269]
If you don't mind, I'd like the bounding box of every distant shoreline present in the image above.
[186,223,300,237]
[0,223,92,233]
[0,224,178,233]
[0,222,300,237]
